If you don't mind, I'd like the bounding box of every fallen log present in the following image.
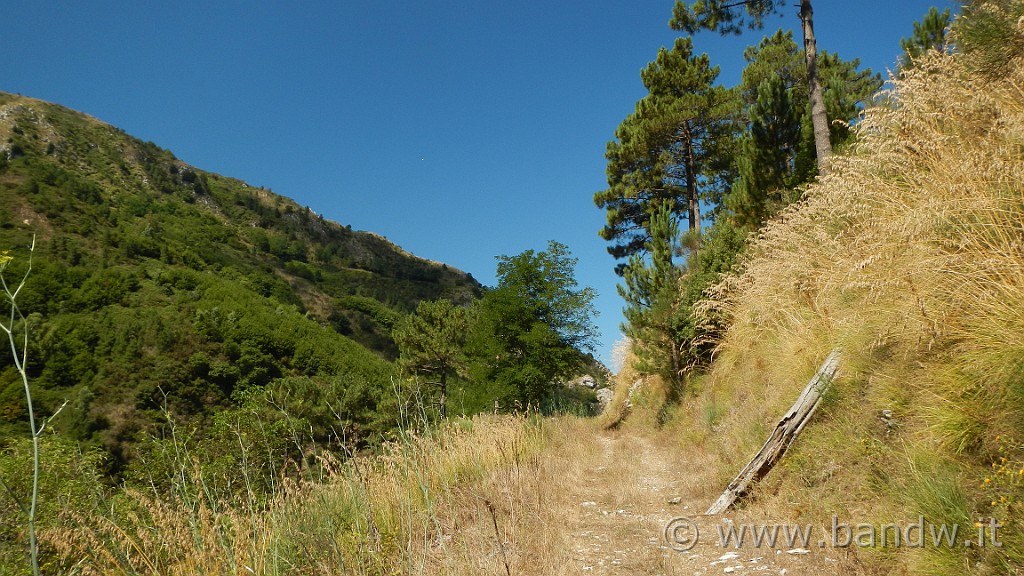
[705,349,842,515]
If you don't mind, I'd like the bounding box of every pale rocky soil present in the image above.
[555,429,868,576]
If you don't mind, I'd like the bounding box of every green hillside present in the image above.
[0,92,481,464]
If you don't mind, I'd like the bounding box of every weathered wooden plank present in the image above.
[704,349,841,515]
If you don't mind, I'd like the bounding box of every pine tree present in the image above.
[671,0,833,174]
[725,30,881,228]
[900,6,952,70]
[595,37,737,272]
[392,299,469,420]
[618,205,686,387]
[727,76,801,229]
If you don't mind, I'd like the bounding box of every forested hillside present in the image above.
[0,86,611,573]
[0,92,481,463]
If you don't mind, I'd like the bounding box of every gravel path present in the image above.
[561,429,858,576]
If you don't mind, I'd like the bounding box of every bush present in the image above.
[0,436,106,574]
[956,0,1024,77]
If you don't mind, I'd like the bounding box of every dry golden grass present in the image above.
[46,414,589,575]
[658,48,1024,574]
[596,339,679,432]
[596,339,642,429]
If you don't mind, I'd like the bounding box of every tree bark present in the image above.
[439,371,447,420]
[799,0,832,176]
[682,121,702,233]
[704,349,841,515]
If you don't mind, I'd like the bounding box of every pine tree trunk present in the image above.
[799,0,832,175]
[439,371,447,420]
[682,121,702,232]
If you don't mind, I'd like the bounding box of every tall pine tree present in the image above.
[727,74,802,229]
[595,37,737,273]
[618,204,685,387]
[725,30,881,228]
[671,0,833,174]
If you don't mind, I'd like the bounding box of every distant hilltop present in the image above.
[0,91,481,461]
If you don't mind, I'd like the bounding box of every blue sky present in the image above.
[6,1,958,368]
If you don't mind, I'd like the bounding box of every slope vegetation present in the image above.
[0,92,480,461]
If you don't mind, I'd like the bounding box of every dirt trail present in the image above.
[559,429,856,576]
[564,431,683,574]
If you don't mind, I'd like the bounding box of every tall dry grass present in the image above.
[673,48,1024,574]
[44,414,590,575]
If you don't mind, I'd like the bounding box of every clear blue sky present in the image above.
[6,1,958,368]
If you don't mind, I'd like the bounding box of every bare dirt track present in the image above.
[555,428,865,576]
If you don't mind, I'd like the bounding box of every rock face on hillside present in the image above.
[0,92,481,459]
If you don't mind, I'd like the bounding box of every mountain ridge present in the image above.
[0,91,481,462]
[0,91,480,322]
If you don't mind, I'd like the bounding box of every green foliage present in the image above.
[621,210,749,390]
[900,6,953,70]
[0,92,480,468]
[673,221,749,367]
[727,75,803,229]
[726,30,881,229]
[0,436,106,575]
[670,0,783,35]
[977,436,1024,570]
[619,206,685,386]
[471,241,598,407]
[735,30,806,103]
[124,367,402,512]
[817,51,884,142]
[393,299,470,420]
[671,0,861,180]
[541,385,601,417]
[595,37,738,269]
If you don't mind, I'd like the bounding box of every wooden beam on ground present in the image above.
[705,349,842,515]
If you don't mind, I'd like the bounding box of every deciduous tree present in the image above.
[472,241,597,407]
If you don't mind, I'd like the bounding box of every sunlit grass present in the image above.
[42,413,583,575]
[644,47,1024,573]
